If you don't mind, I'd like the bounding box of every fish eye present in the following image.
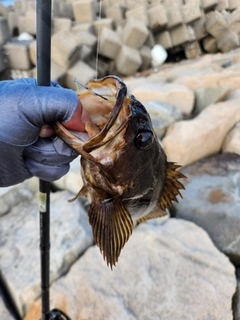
[135,131,154,150]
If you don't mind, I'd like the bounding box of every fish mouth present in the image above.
[54,76,132,164]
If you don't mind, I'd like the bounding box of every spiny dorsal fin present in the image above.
[158,162,186,211]
[88,196,134,268]
[137,208,167,223]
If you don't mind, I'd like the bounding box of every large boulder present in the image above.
[25,219,235,320]
[174,153,240,266]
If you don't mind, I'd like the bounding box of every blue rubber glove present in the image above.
[0,78,85,187]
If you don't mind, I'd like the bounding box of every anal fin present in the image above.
[137,208,167,223]
[88,196,133,268]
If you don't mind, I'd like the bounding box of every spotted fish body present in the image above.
[54,76,185,267]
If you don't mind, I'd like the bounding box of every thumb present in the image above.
[63,100,91,132]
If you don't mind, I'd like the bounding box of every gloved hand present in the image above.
[0,78,89,187]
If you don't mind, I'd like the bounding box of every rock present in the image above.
[0,293,15,320]
[222,122,240,155]
[173,153,240,266]
[194,86,230,115]
[131,83,195,114]
[25,219,236,320]
[0,178,38,218]
[0,191,93,317]
[233,267,240,320]
[162,99,240,166]
[143,101,183,139]
[174,71,240,92]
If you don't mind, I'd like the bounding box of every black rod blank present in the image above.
[36,0,52,319]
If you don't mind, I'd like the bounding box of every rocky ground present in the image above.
[1,49,240,319]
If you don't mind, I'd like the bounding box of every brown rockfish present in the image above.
[54,76,185,268]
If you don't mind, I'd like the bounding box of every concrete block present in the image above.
[147,4,167,31]
[183,41,202,59]
[166,6,183,28]
[52,18,72,34]
[93,18,113,35]
[98,27,122,59]
[228,8,240,34]
[126,5,148,25]
[109,0,126,6]
[184,0,201,4]
[24,11,36,35]
[0,46,7,72]
[0,17,10,45]
[122,18,149,49]
[7,12,21,36]
[64,60,96,89]
[73,0,96,24]
[221,9,231,20]
[139,45,152,70]
[11,68,34,79]
[51,61,67,82]
[116,45,142,76]
[155,30,172,49]
[31,62,66,83]
[51,31,80,69]
[126,0,146,10]
[181,3,201,24]
[14,0,22,12]
[144,31,155,47]
[201,0,218,10]
[87,57,110,78]
[216,0,229,11]
[52,0,60,18]
[23,0,36,12]
[106,5,125,24]
[170,24,195,47]
[58,2,74,20]
[4,40,32,70]
[71,23,94,34]
[29,40,36,65]
[202,35,218,53]
[192,10,207,40]
[165,0,183,6]
[79,44,93,61]
[0,2,8,17]
[217,29,239,52]
[205,11,228,38]
[228,0,240,10]
[73,31,97,48]
[108,60,124,78]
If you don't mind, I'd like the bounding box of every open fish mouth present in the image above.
[54,76,132,165]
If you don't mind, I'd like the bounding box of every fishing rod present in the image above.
[36,1,71,319]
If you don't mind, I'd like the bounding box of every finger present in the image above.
[39,124,55,138]
[63,100,91,132]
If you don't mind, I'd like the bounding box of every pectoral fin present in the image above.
[88,196,133,268]
[159,162,186,210]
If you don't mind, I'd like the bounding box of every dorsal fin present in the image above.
[158,162,186,210]
[88,196,134,268]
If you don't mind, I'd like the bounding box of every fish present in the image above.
[53,75,185,268]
